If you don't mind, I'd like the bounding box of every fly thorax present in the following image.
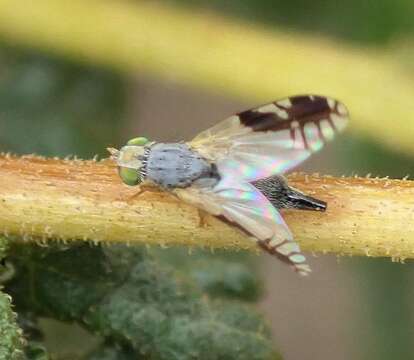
[145,143,219,188]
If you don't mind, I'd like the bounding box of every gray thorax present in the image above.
[142,143,220,188]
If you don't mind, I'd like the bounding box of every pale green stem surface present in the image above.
[0,155,412,260]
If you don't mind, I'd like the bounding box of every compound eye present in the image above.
[127,137,149,146]
[118,167,141,186]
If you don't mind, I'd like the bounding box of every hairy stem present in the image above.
[0,155,412,260]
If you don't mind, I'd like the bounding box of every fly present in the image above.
[108,95,349,275]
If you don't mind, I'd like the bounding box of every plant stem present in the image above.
[0,154,412,260]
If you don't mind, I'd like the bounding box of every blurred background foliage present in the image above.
[172,0,414,44]
[0,45,127,157]
[0,0,413,359]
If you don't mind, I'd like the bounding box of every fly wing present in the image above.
[174,178,311,275]
[189,95,348,182]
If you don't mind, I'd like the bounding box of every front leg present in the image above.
[127,180,161,203]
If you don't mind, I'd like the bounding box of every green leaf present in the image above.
[0,290,25,360]
[85,342,140,360]
[0,237,25,360]
[7,244,279,360]
[150,247,262,301]
[24,342,50,360]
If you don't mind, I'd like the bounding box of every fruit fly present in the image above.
[108,95,348,275]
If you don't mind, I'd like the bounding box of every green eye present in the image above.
[127,137,149,146]
[118,167,141,186]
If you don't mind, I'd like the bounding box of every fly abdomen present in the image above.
[254,175,327,211]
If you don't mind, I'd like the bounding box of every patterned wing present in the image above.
[174,178,311,275]
[189,95,348,182]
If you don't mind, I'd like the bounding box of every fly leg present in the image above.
[197,209,210,228]
[126,181,161,203]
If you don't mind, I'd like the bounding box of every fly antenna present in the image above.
[107,147,120,160]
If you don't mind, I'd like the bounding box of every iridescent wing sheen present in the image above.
[189,95,348,182]
[174,178,311,275]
